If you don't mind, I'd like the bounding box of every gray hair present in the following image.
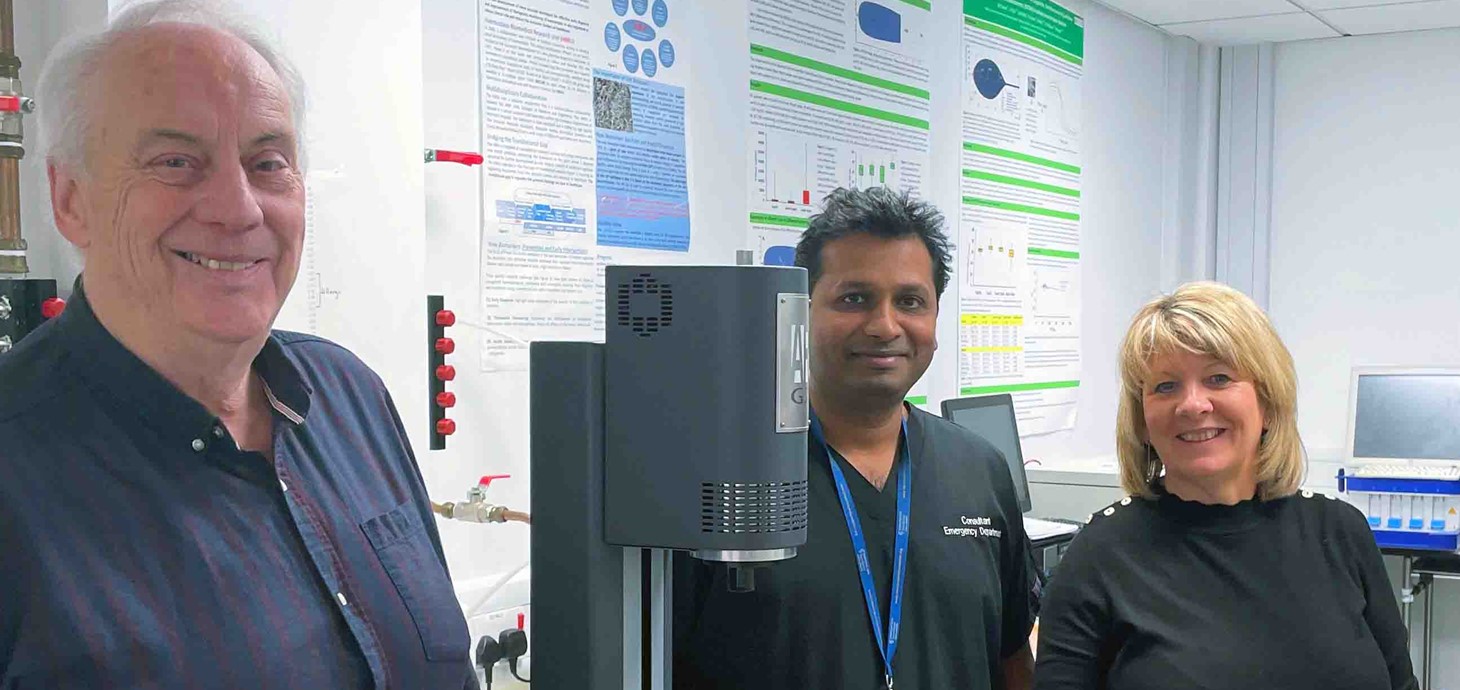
[35,0,306,171]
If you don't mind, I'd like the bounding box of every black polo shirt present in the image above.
[674,406,1036,690]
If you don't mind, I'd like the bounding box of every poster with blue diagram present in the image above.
[478,0,692,371]
[592,69,690,252]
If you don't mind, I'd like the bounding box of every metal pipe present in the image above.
[1400,556,1412,630]
[1424,577,1434,690]
[0,0,26,275]
[0,156,17,244]
[0,0,12,55]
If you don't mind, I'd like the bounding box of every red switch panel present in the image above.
[428,295,454,450]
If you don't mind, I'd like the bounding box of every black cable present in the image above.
[498,628,530,684]
[476,634,503,689]
[509,658,530,684]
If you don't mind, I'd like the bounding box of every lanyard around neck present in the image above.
[809,409,912,689]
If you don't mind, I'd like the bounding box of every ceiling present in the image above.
[1093,0,1460,45]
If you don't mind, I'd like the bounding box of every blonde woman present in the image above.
[1034,282,1416,690]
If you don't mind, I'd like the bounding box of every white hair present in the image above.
[35,0,307,171]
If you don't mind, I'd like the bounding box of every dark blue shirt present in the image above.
[0,281,475,690]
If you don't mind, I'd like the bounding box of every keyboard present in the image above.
[1024,516,1080,540]
[1352,464,1460,481]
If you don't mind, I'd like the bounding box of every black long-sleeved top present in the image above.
[1035,485,1417,690]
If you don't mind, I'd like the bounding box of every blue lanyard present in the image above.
[809,409,912,690]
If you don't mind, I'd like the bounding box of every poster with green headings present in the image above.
[958,0,1083,434]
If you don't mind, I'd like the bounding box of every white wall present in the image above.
[1272,28,1460,457]
[1270,27,1460,686]
[250,0,431,460]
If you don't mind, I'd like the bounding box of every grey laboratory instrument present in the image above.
[530,264,810,689]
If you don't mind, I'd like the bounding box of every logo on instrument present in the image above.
[791,321,808,404]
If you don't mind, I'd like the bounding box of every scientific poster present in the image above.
[745,0,935,404]
[478,0,690,370]
[958,0,1083,434]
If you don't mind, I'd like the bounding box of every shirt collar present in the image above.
[54,276,313,450]
[904,403,927,461]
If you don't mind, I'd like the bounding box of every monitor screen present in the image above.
[944,396,1031,512]
[1353,373,1460,460]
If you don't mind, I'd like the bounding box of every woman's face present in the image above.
[1142,349,1265,502]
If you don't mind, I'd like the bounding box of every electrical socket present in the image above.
[471,605,530,690]
[469,603,529,643]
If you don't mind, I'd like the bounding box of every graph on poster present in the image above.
[845,148,899,190]
[753,129,835,209]
[965,217,1024,289]
[752,129,908,213]
[1031,262,1075,318]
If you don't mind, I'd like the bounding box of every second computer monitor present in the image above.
[941,393,1031,513]
[1347,367,1460,462]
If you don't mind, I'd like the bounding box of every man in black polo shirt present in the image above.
[675,187,1036,689]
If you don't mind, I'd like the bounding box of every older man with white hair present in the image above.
[0,1,475,687]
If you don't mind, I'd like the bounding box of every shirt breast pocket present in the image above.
[360,502,469,662]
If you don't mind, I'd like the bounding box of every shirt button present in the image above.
[191,438,205,452]
[336,592,349,607]
[212,426,225,438]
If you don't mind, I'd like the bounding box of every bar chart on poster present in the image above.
[752,129,832,210]
[752,130,908,212]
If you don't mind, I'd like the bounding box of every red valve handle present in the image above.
[429,149,484,166]
[478,474,511,488]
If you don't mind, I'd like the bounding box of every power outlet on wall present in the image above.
[469,604,530,690]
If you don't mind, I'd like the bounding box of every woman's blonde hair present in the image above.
[1116,281,1304,500]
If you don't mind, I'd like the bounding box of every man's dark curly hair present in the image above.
[794,187,953,298]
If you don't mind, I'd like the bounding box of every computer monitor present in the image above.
[1345,367,1460,463]
[941,393,1031,512]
